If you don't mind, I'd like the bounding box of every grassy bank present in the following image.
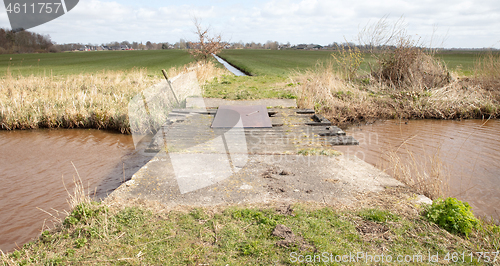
[203,75,296,100]
[289,63,499,128]
[0,50,195,77]
[0,60,229,133]
[2,187,499,265]
[213,49,499,128]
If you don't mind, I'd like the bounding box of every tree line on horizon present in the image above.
[0,28,56,54]
[1,28,496,55]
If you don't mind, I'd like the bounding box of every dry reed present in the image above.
[383,144,450,200]
[290,62,499,128]
[63,162,92,209]
[472,51,500,101]
[0,61,228,133]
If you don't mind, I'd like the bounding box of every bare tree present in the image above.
[189,18,225,61]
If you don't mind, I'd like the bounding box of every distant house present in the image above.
[278,44,291,50]
[292,44,323,50]
[293,44,307,50]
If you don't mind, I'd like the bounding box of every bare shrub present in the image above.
[358,16,451,90]
[357,15,407,52]
[189,18,225,62]
[376,40,451,90]
[331,43,363,81]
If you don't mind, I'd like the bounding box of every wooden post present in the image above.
[161,69,180,106]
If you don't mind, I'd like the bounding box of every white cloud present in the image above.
[2,0,497,48]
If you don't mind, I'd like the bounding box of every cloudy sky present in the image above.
[1,0,499,48]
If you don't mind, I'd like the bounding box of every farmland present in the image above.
[0,48,486,78]
[0,50,195,77]
[218,49,484,77]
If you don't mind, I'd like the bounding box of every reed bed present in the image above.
[0,61,228,133]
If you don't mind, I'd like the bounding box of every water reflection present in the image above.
[0,129,153,252]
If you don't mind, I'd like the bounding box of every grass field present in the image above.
[0,50,195,77]
[218,50,336,77]
[218,49,486,77]
[0,49,485,78]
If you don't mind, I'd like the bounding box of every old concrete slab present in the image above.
[106,152,404,207]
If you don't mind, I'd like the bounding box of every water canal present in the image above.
[0,129,152,252]
[212,54,248,76]
[1,119,499,252]
[336,119,500,220]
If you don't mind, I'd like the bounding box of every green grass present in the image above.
[434,51,489,76]
[0,50,195,77]
[0,49,487,79]
[218,49,485,77]
[3,199,498,265]
[218,50,336,77]
[203,74,296,100]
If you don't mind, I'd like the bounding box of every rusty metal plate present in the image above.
[211,105,272,128]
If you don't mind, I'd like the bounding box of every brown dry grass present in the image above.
[290,62,499,128]
[376,46,451,90]
[383,145,450,200]
[0,61,228,133]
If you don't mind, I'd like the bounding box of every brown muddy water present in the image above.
[0,129,153,252]
[336,119,500,220]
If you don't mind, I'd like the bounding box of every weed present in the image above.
[239,241,263,256]
[230,209,277,226]
[190,208,208,220]
[74,238,87,249]
[115,207,145,226]
[331,43,363,81]
[65,249,75,256]
[425,197,479,237]
[64,202,107,227]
